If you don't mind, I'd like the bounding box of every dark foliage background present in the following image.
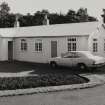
[0,2,97,28]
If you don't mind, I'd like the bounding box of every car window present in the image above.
[71,52,80,58]
[63,53,72,58]
[73,55,80,58]
[64,55,73,58]
[63,52,81,58]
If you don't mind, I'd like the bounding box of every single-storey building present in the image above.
[0,14,105,63]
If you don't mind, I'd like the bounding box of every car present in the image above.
[49,51,105,70]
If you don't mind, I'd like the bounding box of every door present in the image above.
[51,41,57,58]
[8,41,13,61]
[59,54,73,67]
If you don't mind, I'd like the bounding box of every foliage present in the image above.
[0,2,10,17]
[0,74,88,90]
[0,2,98,27]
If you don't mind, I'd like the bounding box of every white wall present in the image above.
[13,36,89,63]
[77,36,89,51]
[88,24,105,57]
[0,38,13,61]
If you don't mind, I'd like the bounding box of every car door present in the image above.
[71,52,81,66]
[72,52,89,66]
[58,53,73,67]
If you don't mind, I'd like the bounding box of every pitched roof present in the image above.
[0,28,16,38]
[0,21,99,38]
[15,22,99,38]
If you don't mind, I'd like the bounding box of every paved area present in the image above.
[0,70,37,77]
[0,83,105,105]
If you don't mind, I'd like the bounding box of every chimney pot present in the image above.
[14,15,20,27]
[42,14,49,25]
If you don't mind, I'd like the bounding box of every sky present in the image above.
[0,0,105,20]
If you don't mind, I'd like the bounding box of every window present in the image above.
[93,39,98,52]
[93,38,97,41]
[63,52,80,58]
[35,40,42,52]
[93,43,98,52]
[21,39,27,51]
[68,37,76,51]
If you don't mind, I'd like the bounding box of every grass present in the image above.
[0,74,89,90]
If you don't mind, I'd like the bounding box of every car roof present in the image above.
[63,51,90,54]
[61,51,91,57]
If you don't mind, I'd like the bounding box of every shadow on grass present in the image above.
[0,61,105,76]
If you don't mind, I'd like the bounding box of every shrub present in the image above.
[0,74,88,90]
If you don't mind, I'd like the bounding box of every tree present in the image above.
[67,9,76,17]
[0,2,11,27]
[49,13,59,24]
[32,10,50,26]
[41,9,49,15]
[0,2,10,17]
[33,11,44,25]
[0,2,98,27]
[76,8,88,22]
[66,9,76,22]
[88,16,97,22]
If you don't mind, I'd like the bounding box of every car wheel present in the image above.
[77,63,87,70]
[50,62,57,68]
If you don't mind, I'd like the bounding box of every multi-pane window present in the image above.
[35,40,42,52]
[21,39,27,51]
[68,37,76,51]
[93,38,98,52]
[93,38,97,41]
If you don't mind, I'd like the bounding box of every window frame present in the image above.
[35,40,42,52]
[93,38,98,52]
[21,39,27,51]
[67,37,77,51]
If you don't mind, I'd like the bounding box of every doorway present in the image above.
[51,41,57,58]
[8,41,13,61]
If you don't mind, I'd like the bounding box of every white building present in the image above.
[0,15,105,63]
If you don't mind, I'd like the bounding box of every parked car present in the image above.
[49,51,105,70]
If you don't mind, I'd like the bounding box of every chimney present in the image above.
[42,14,49,25]
[14,14,20,27]
[101,9,105,23]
